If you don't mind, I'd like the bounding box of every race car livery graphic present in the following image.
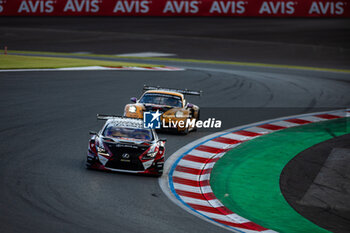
[124,85,201,134]
[86,115,166,176]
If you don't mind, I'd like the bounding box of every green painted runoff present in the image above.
[210,117,350,233]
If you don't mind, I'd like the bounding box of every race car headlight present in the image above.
[175,111,184,118]
[97,146,105,153]
[97,144,109,156]
[143,150,157,159]
[147,151,157,158]
[129,106,137,113]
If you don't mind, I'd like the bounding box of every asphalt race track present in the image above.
[281,133,350,233]
[0,18,350,233]
[1,64,349,233]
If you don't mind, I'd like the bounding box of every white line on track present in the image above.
[0,66,184,72]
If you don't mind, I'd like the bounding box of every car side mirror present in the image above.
[130,97,137,103]
[187,103,193,108]
[159,138,167,143]
[89,131,98,135]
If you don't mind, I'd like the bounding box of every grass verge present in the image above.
[0,54,160,69]
[1,50,350,73]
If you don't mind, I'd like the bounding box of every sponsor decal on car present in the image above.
[121,153,130,159]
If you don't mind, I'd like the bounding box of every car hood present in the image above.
[102,137,151,146]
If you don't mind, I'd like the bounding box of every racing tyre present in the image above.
[155,161,164,177]
[86,155,96,169]
[180,118,190,135]
[192,110,200,132]
[180,126,189,135]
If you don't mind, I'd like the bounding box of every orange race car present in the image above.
[124,85,201,134]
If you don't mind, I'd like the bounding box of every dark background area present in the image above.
[1,17,350,68]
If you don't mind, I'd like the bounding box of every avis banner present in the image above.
[0,0,349,17]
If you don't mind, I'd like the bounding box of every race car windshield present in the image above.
[103,126,153,141]
[139,93,182,107]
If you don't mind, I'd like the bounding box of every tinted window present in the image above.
[139,93,182,107]
[103,126,153,141]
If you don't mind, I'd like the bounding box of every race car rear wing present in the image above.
[97,114,144,128]
[97,114,142,121]
[97,114,126,120]
[143,85,202,96]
